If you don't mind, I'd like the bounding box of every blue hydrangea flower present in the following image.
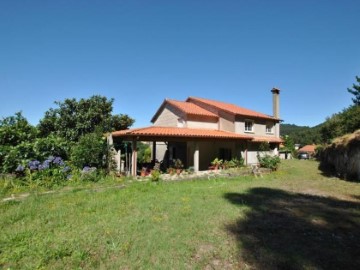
[15,165,24,172]
[62,166,70,173]
[53,157,64,166]
[28,160,40,170]
[42,160,50,169]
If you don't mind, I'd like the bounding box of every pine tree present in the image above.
[347,76,360,105]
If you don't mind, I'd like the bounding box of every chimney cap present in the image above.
[271,87,280,94]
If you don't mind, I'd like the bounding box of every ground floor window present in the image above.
[219,148,232,161]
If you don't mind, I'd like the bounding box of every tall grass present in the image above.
[1,160,360,269]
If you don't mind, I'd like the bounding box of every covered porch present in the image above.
[110,126,253,176]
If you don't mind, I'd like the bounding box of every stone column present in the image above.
[194,142,199,172]
[131,140,137,176]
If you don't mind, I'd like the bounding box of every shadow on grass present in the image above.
[224,188,360,270]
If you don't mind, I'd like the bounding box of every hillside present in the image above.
[280,123,322,145]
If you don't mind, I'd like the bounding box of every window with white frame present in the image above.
[266,123,273,134]
[177,118,185,127]
[245,120,254,132]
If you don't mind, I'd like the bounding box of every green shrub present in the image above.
[71,132,109,169]
[150,170,161,182]
[257,154,281,171]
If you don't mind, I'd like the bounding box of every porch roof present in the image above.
[112,126,283,143]
[112,126,253,141]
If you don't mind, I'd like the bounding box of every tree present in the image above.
[347,76,360,106]
[0,112,38,172]
[320,105,360,143]
[111,114,135,131]
[71,132,109,169]
[0,112,37,146]
[38,95,134,141]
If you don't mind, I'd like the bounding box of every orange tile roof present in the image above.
[250,136,284,143]
[167,99,218,118]
[112,126,252,140]
[298,144,316,153]
[187,97,278,120]
[151,99,218,123]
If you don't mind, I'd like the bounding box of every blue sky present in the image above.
[1,0,359,128]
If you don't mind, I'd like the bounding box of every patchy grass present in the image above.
[1,160,360,269]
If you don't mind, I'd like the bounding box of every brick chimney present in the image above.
[271,87,280,119]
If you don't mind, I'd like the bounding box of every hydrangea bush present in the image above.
[15,156,71,187]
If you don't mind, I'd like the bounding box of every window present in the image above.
[219,148,232,161]
[266,123,273,134]
[245,120,254,132]
[177,118,185,127]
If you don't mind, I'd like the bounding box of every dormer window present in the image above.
[266,123,273,134]
[245,120,254,132]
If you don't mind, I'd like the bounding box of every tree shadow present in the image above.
[224,188,360,270]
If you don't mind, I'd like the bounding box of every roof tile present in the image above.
[187,97,277,120]
[167,99,218,118]
[112,126,252,140]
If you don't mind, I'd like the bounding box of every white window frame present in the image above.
[266,122,274,134]
[177,118,185,127]
[244,119,254,133]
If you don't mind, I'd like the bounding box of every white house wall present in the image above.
[153,105,183,127]
[235,116,279,139]
[219,111,235,132]
[187,120,218,129]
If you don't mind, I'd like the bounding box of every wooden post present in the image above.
[131,140,137,176]
[152,141,157,162]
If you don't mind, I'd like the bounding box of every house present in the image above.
[298,144,317,157]
[111,88,283,176]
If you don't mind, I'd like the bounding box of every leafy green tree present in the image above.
[111,114,135,131]
[71,132,109,169]
[347,76,360,106]
[33,135,71,161]
[0,112,37,146]
[320,105,360,142]
[38,95,134,141]
[137,142,152,163]
[0,112,37,172]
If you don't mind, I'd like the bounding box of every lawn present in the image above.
[1,160,360,269]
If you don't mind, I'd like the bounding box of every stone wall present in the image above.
[319,130,360,181]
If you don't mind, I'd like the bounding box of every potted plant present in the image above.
[140,167,147,177]
[167,167,175,175]
[174,159,184,175]
[211,158,223,170]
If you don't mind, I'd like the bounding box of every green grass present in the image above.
[1,160,360,269]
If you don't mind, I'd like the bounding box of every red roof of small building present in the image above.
[298,144,316,153]
[187,96,278,120]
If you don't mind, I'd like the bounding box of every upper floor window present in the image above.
[245,120,254,132]
[177,118,185,127]
[266,123,273,134]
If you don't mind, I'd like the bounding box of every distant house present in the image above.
[298,144,317,156]
[111,88,283,176]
